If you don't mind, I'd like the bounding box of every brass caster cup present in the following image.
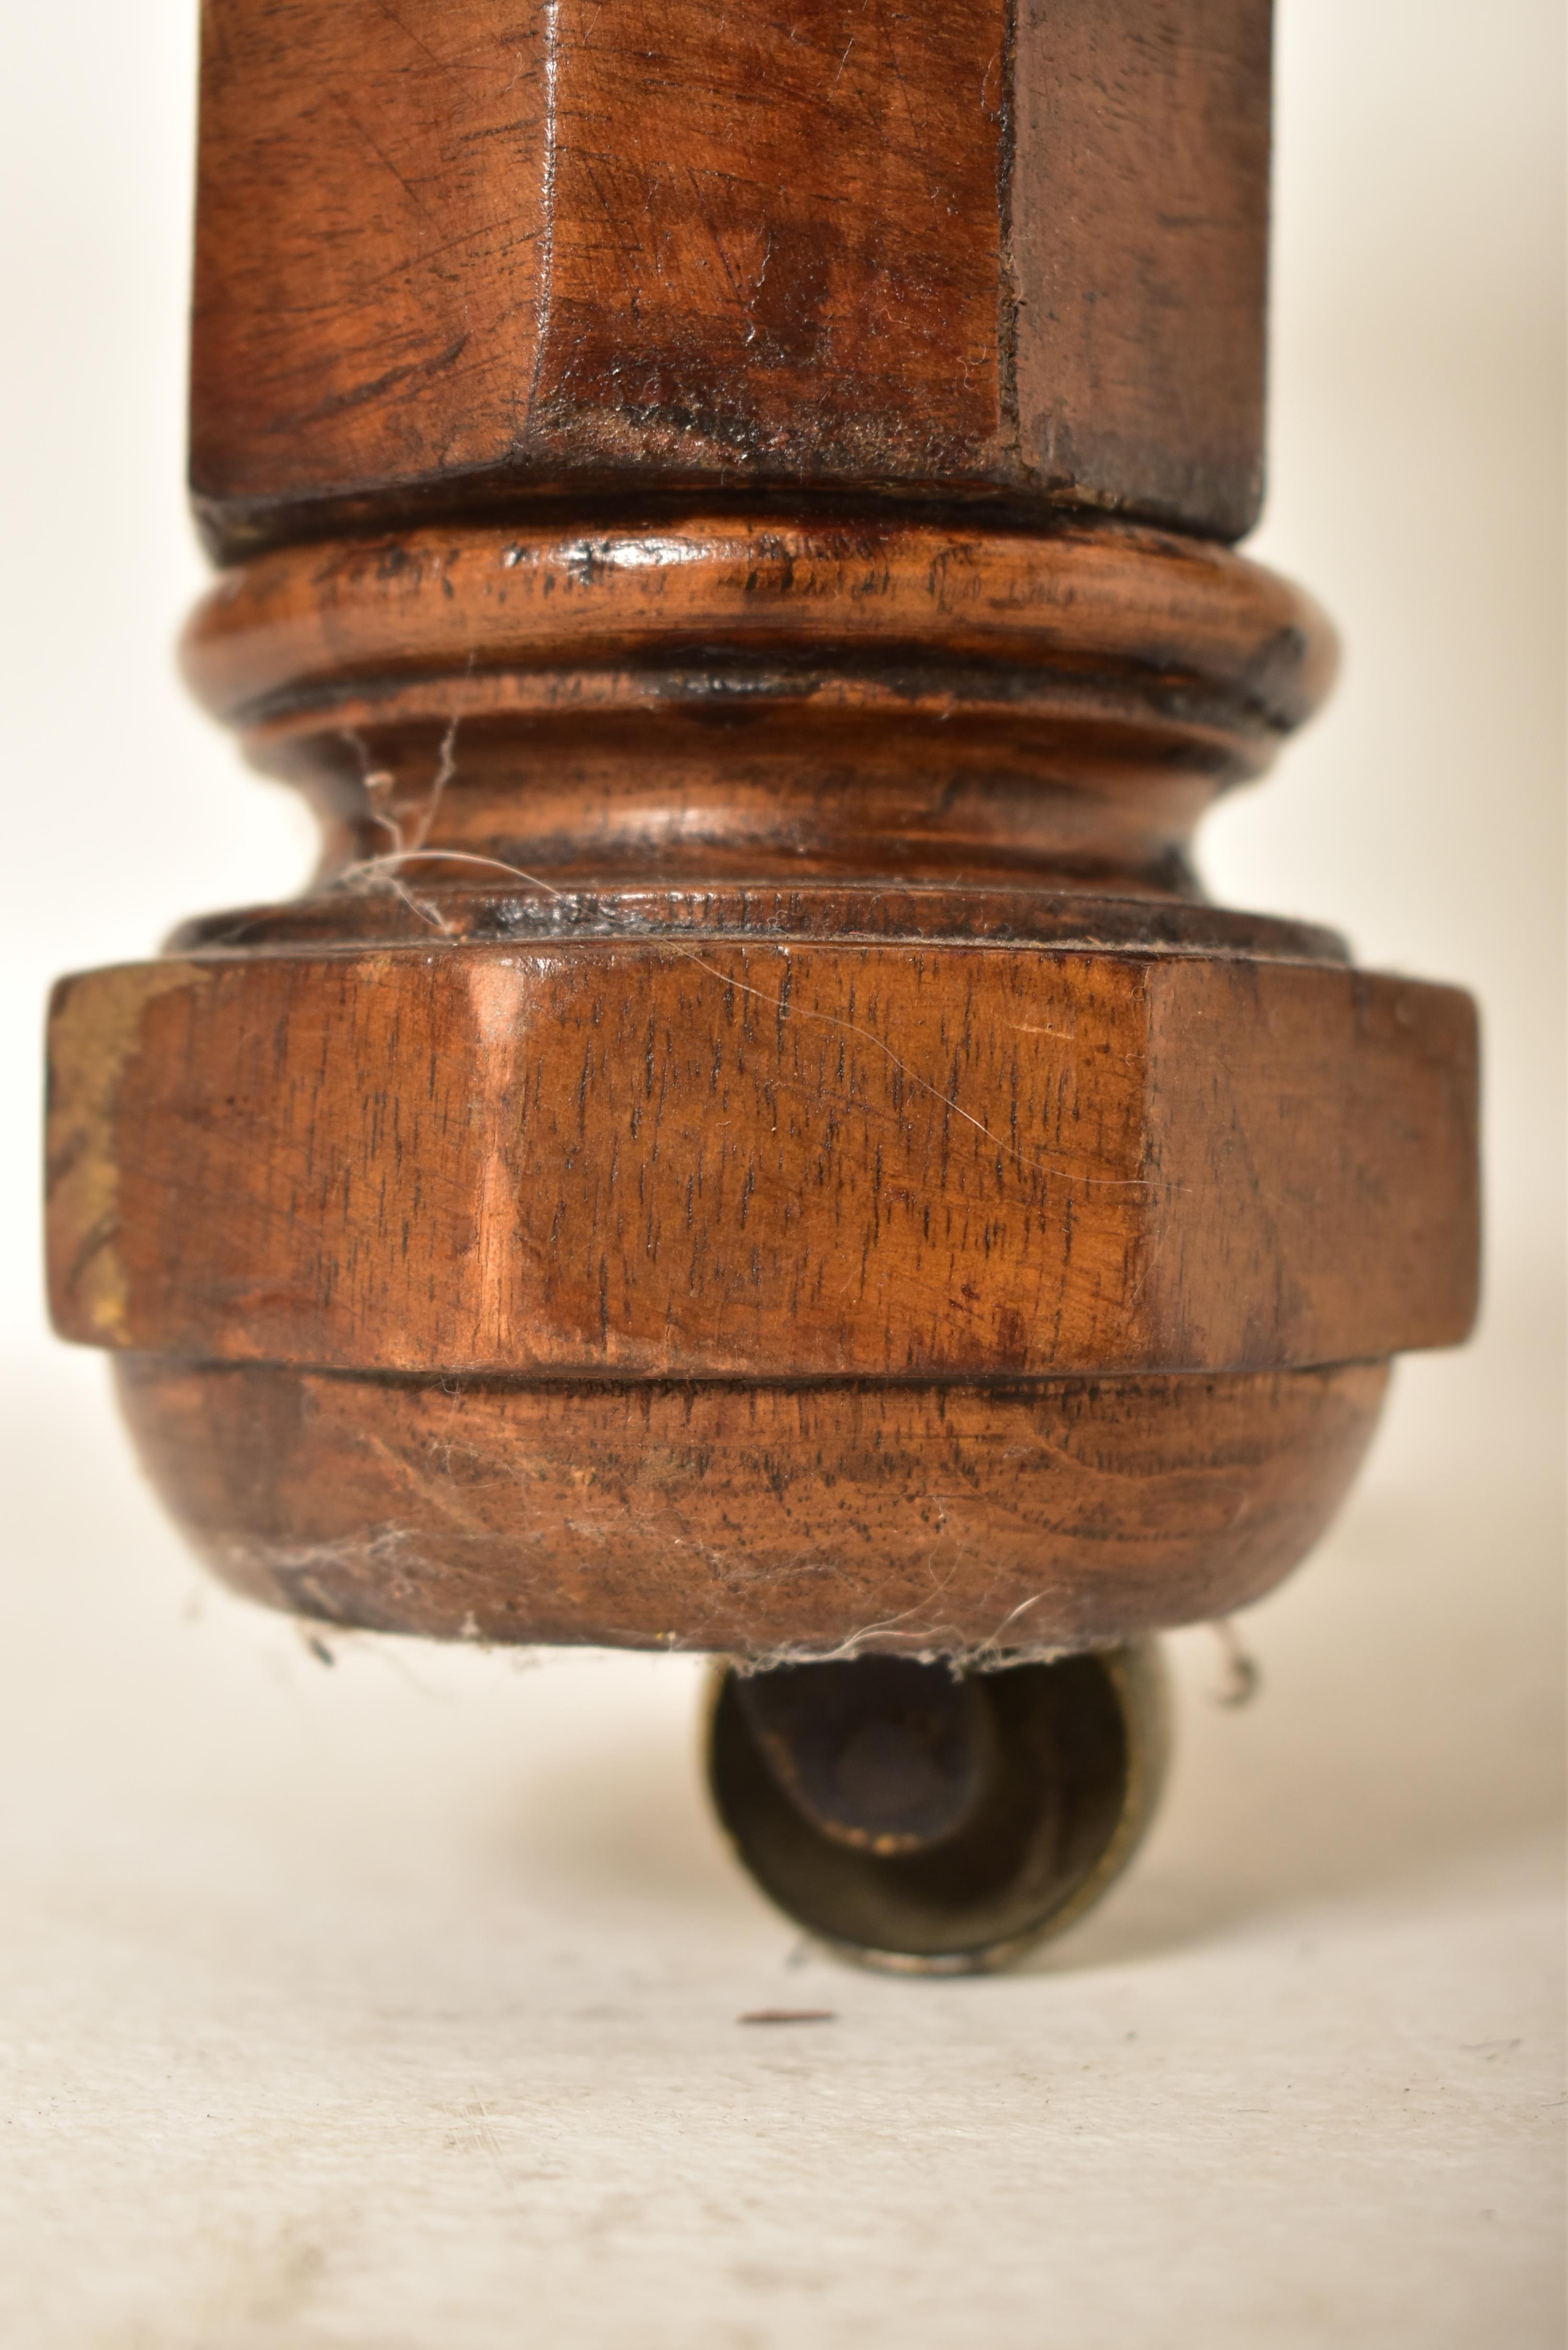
[707,1643,1169,1975]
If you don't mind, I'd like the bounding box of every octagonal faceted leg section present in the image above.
[48,940,1477,1386]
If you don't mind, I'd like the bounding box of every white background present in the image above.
[1,4,1562,2344]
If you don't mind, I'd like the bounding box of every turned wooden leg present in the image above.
[44,0,1479,1969]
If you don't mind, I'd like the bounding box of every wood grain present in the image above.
[115,1357,1389,1656]
[45,0,1482,1673]
[177,513,1334,902]
[48,943,1478,1379]
[190,0,1272,552]
[184,515,1332,736]
[1013,0,1272,538]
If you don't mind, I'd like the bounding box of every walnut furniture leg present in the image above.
[45,0,1479,1971]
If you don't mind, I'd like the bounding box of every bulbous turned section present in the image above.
[175,513,1336,929]
[110,1364,1392,1656]
[708,1645,1169,1971]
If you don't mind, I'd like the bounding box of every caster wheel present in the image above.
[707,1644,1169,1974]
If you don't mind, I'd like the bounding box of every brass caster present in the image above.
[707,1644,1169,1975]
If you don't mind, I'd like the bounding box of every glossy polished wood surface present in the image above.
[185,516,1331,749]
[191,0,1271,554]
[174,510,1336,908]
[116,1360,1388,1655]
[49,946,1475,1379]
[45,0,1481,1662]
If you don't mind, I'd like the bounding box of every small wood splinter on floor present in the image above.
[738,2009,837,2026]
